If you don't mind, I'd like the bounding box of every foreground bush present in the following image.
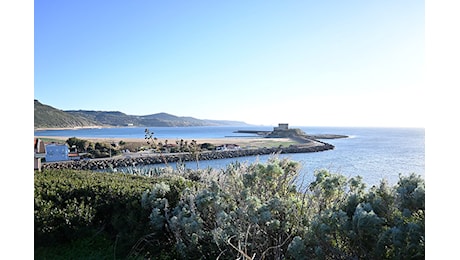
[34,169,191,258]
[141,158,424,259]
[35,158,424,259]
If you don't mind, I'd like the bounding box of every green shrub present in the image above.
[34,234,114,259]
[200,142,215,150]
[298,170,425,259]
[34,169,191,258]
[139,158,424,259]
[141,158,308,259]
[35,158,425,259]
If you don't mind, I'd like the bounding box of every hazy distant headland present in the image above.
[34,99,250,129]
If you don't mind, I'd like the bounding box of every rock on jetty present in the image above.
[41,142,334,171]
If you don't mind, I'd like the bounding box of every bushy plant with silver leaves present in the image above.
[141,156,309,259]
[139,157,424,259]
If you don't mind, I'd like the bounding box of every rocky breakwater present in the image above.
[41,142,335,171]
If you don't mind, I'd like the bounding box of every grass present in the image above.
[35,137,68,144]
[35,135,302,154]
[241,139,298,148]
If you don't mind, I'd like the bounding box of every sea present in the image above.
[34,126,425,187]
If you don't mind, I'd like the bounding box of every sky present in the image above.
[33,0,426,127]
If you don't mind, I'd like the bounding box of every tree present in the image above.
[66,137,88,153]
[188,139,201,169]
[144,128,168,165]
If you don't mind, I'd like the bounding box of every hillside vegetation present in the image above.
[34,100,100,128]
[34,99,248,128]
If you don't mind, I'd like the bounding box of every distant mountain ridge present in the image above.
[34,100,249,128]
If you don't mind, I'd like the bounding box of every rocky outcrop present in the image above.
[266,128,307,138]
[41,142,335,171]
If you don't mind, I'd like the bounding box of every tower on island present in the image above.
[268,123,307,138]
[273,123,289,131]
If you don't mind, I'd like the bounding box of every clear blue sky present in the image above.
[34,0,425,127]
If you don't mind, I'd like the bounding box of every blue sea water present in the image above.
[35,125,275,139]
[35,126,425,187]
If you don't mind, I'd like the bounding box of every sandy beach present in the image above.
[34,136,297,148]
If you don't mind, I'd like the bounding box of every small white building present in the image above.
[45,143,69,162]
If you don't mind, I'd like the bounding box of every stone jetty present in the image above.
[41,142,334,171]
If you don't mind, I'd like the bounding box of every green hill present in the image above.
[34,100,249,128]
[34,100,101,128]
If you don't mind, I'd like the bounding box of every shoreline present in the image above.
[41,141,335,171]
[36,134,340,171]
[34,126,108,131]
[34,135,298,147]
